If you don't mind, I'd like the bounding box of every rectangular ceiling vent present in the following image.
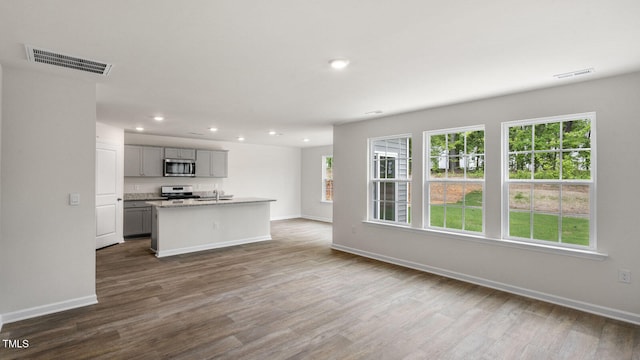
[25,45,113,76]
[553,68,594,79]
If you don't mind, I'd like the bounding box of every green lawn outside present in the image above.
[430,205,482,232]
[509,211,589,246]
[429,190,590,246]
[430,190,483,232]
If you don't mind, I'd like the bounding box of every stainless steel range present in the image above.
[160,185,201,199]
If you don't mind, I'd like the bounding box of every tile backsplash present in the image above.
[124,178,223,194]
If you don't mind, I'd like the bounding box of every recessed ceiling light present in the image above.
[237,136,245,141]
[365,110,384,115]
[303,138,310,142]
[135,127,144,131]
[209,127,218,132]
[268,130,277,136]
[153,116,164,121]
[329,58,350,70]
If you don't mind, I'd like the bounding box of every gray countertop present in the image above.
[124,192,237,202]
[146,197,276,208]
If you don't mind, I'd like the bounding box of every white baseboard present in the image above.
[331,244,640,326]
[0,295,98,328]
[301,215,333,223]
[156,236,272,258]
[271,214,301,221]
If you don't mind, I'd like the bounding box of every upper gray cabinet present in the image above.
[164,147,196,160]
[196,150,228,178]
[124,145,163,177]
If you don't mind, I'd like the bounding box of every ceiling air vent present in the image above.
[25,45,113,76]
[553,68,594,79]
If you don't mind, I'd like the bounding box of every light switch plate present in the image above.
[69,193,80,206]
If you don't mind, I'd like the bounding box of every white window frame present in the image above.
[374,151,399,219]
[424,125,485,235]
[368,134,412,225]
[501,112,596,250]
[321,155,333,203]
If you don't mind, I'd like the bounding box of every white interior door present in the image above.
[96,142,123,249]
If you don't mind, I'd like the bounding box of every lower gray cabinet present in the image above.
[124,201,152,237]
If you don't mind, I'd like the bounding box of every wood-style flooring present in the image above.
[1,219,639,359]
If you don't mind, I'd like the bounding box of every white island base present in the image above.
[148,198,275,258]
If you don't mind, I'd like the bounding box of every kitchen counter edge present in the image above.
[146,197,276,208]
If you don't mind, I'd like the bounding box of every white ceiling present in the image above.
[1,0,639,147]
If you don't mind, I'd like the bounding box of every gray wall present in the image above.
[301,145,333,222]
[0,64,3,277]
[333,71,640,323]
[0,67,97,324]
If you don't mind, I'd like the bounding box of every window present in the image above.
[503,113,595,249]
[322,155,333,202]
[369,135,412,224]
[425,126,485,233]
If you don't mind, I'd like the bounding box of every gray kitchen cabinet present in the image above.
[124,145,142,176]
[124,145,163,177]
[124,201,152,237]
[195,149,228,178]
[164,147,196,160]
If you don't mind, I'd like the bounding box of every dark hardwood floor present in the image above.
[1,219,639,359]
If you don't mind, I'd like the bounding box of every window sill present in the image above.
[320,200,333,204]
[362,221,607,261]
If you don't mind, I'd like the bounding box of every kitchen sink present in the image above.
[196,197,233,201]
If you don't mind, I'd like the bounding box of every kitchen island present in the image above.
[146,197,276,257]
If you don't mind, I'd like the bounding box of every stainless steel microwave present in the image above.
[164,159,196,177]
